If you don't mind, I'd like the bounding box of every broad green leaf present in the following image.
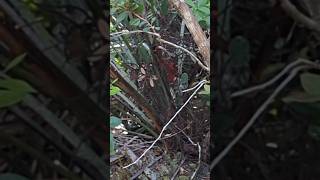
[0,78,36,93]
[197,6,210,15]
[0,90,26,108]
[129,18,140,26]
[198,0,209,6]
[4,53,27,73]
[110,116,122,128]
[0,173,30,180]
[300,73,320,95]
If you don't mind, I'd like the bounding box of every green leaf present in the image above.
[116,11,128,23]
[143,27,150,32]
[129,18,140,26]
[0,173,30,180]
[0,78,36,93]
[110,133,115,155]
[4,53,27,73]
[0,90,26,108]
[204,84,210,92]
[186,0,195,7]
[160,0,169,16]
[199,84,210,95]
[138,20,146,27]
[180,73,189,89]
[110,85,121,96]
[300,73,320,95]
[198,0,209,6]
[133,3,145,14]
[110,116,122,128]
[197,6,210,15]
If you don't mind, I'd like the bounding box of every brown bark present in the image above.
[169,0,210,69]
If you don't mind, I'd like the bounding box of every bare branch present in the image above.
[280,0,320,32]
[169,0,210,68]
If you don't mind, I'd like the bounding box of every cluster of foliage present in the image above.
[0,54,36,108]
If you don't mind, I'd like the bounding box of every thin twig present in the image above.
[280,0,320,33]
[110,30,160,39]
[210,64,317,170]
[231,58,318,98]
[191,143,202,180]
[132,12,156,33]
[170,156,186,180]
[130,156,163,180]
[157,38,210,72]
[110,30,210,72]
[123,80,208,168]
[182,80,208,93]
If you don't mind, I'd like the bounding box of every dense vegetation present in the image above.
[110,0,210,179]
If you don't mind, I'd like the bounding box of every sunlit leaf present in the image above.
[110,85,121,96]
